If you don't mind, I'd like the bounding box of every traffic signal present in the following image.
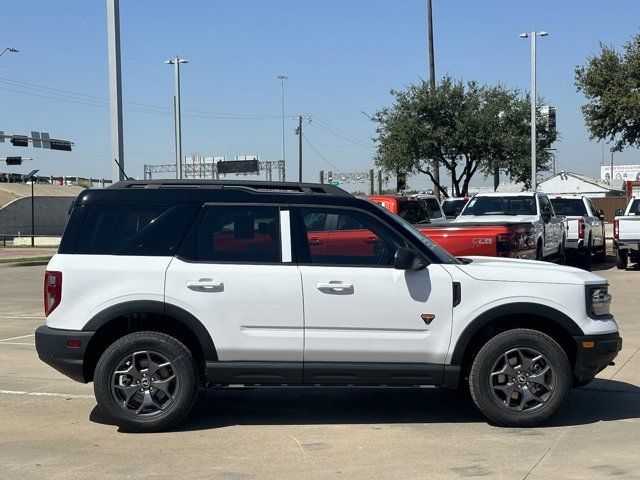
[5,157,23,165]
[49,139,72,151]
[10,135,28,147]
[547,107,556,137]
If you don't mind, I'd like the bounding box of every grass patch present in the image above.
[0,256,53,264]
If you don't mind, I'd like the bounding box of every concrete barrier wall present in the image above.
[0,196,75,236]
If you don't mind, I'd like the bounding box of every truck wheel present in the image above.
[468,328,571,427]
[616,248,628,270]
[94,331,199,432]
[535,242,543,261]
[594,245,606,262]
[557,238,566,265]
[580,241,592,270]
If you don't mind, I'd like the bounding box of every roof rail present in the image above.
[108,179,352,197]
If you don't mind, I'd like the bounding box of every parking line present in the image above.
[0,342,35,346]
[0,390,93,399]
[0,333,35,342]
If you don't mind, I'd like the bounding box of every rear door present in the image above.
[165,205,304,371]
[539,195,562,256]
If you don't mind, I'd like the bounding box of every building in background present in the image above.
[539,172,625,198]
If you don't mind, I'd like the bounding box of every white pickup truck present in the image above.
[614,197,640,269]
[455,192,566,262]
[550,196,606,268]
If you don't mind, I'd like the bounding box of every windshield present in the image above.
[398,199,430,224]
[368,202,460,264]
[442,199,467,216]
[461,196,536,216]
[550,198,587,216]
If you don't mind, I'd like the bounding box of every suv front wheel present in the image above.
[94,331,199,432]
[469,329,571,427]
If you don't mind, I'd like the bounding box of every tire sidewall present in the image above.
[94,332,198,432]
[469,329,571,427]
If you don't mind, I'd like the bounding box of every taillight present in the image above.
[614,220,619,239]
[44,271,62,317]
[578,218,586,239]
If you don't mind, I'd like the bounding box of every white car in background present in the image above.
[550,196,606,268]
[614,197,640,269]
[455,192,566,262]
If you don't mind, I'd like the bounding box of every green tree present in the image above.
[371,77,555,197]
[575,33,640,150]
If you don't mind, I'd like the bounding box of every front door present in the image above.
[293,206,454,367]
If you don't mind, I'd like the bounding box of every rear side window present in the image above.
[629,199,640,215]
[75,204,199,255]
[182,206,281,263]
[398,200,430,223]
[425,198,443,219]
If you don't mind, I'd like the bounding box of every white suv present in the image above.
[36,180,621,432]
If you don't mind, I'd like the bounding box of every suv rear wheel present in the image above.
[94,331,198,432]
[469,328,571,427]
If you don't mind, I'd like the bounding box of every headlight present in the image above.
[586,285,612,318]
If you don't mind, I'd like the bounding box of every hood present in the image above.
[455,256,606,285]
[454,215,539,223]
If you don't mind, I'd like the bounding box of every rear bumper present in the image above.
[614,239,640,250]
[573,332,622,386]
[35,325,95,383]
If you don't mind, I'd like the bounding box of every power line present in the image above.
[302,134,339,170]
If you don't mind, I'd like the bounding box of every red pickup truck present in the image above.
[365,195,536,259]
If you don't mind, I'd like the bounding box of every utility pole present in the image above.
[610,149,614,180]
[106,0,125,182]
[520,31,548,191]
[426,0,440,199]
[297,116,303,182]
[165,56,188,179]
[294,115,310,182]
[277,74,288,181]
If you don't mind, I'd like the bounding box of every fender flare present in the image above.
[83,300,218,361]
[449,302,584,365]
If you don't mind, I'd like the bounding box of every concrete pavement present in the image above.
[0,261,638,479]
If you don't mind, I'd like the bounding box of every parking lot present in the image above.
[0,262,638,480]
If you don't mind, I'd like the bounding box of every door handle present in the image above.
[364,236,379,244]
[309,236,323,246]
[317,282,354,292]
[186,279,224,291]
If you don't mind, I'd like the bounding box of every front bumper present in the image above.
[573,331,622,386]
[35,325,95,383]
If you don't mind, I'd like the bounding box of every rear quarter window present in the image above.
[74,204,200,255]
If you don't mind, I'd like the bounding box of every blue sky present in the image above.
[2,0,640,190]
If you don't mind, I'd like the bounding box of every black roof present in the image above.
[76,179,364,208]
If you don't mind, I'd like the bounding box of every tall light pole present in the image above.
[25,169,39,247]
[0,47,19,58]
[165,56,188,179]
[426,0,440,199]
[276,74,288,181]
[520,31,548,191]
[107,0,125,183]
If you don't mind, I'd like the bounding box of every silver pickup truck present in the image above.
[614,197,640,269]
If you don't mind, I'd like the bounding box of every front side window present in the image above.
[296,207,407,267]
[185,206,281,263]
[426,198,443,219]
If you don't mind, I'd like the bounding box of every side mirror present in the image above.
[615,209,624,217]
[597,209,605,219]
[393,247,428,271]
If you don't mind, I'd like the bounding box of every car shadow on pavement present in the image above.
[89,379,640,432]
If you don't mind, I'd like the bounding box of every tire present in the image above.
[468,328,572,427]
[616,248,628,270]
[594,245,606,263]
[94,331,199,432]
[580,240,592,271]
[557,238,566,265]
[535,241,544,261]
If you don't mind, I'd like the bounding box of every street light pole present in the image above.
[276,74,288,182]
[426,0,440,199]
[520,31,548,191]
[165,56,188,179]
[25,169,39,247]
[107,0,125,183]
[0,47,19,58]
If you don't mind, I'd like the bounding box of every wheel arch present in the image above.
[450,303,583,381]
[82,300,217,383]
